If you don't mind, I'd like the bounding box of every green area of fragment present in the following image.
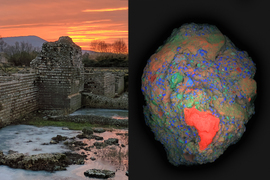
[170,72,184,89]
[177,93,183,99]
[206,34,224,44]
[178,139,184,144]
[151,100,157,106]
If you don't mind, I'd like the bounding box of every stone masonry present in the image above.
[0,36,127,128]
[84,72,115,98]
[114,72,125,95]
[83,67,126,96]
[0,73,38,127]
[31,36,84,112]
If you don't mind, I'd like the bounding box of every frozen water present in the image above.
[70,108,128,120]
[0,125,80,155]
[0,125,128,180]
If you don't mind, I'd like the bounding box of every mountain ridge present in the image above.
[1,35,96,54]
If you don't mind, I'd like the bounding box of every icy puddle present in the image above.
[0,125,128,180]
[70,108,128,120]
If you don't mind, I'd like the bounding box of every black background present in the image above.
[129,0,270,180]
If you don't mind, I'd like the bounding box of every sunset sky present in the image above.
[0,0,128,50]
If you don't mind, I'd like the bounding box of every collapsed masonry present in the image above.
[0,36,126,127]
[31,36,84,112]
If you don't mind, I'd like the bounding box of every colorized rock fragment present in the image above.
[141,23,256,165]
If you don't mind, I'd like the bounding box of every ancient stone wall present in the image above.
[82,92,128,110]
[0,36,128,128]
[84,72,115,98]
[0,74,38,127]
[83,67,127,96]
[0,76,14,83]
[31,36,84,112]
[104,73,115,98]
[114,72,125,95]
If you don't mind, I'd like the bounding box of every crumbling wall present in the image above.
[114,72,125,95]
[84,72,115,98]
[83,68,127,95]
[82,92,128,110]
[84,72,104,95]
[104,73,115,98]
[0,74,38,127]
[31,36,84,113]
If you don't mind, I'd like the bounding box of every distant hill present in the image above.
[1,35,97,54]
[2,36,47,49]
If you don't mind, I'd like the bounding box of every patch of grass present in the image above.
[22,119,126,130]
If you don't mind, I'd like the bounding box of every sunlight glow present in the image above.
[82,7,128,12]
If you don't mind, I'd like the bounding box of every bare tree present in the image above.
[98,41,109,53]
[4,41,39,66]
[90,40,111,53]
[90,39,128,53]
[90,40,99,52]
[112,39,127,54]
[106,43,113,53]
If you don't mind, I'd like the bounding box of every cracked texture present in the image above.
[141,23,256,165]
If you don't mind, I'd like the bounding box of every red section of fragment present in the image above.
[184,106,220,150]
[158,111,163,117]
[150,74,157,83]
[236,67,241,72]
[248,97,251,102]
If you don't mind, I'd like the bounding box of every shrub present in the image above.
[83,53,128,67]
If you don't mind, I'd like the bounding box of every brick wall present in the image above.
[36,67,83,111]
[84,72,104,95]
[104,73,115,98]
[0,73,38,127]
[84,72,115,98]
[114,73,125,94]
[83,68,127,95]
[0,37,127,128]
[31,36,84,112]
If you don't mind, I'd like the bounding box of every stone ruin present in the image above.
[30,36,84,113]
[0,36,126,127]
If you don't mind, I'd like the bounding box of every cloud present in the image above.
[0,0,128,50]
[82,7,128,12]
[82,19,111,23]
[0,23,66,29]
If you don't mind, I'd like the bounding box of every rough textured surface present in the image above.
[0,36,128,128]
[141,23,256,165]
[0,151,85,172]
[84,169,115,179]
[82,127,94,135]
[31,36,84,112]
[84,67,127,95]
[0,74,38,128]
[84,72,115,98]
[82,92,128,110]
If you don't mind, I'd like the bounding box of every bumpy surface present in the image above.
[141,23,257,165]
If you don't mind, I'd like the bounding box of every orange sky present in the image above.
[0,0,128,51]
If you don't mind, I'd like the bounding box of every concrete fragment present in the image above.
[141,23,257,165]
